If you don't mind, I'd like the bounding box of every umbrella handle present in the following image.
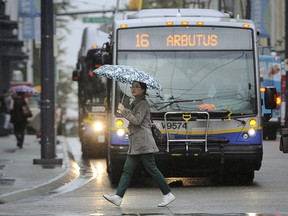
[121,83,128,104]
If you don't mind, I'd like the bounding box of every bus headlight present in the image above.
[248,128,256,136]
[92,122,104,132]
[242,129,256,140]
[242,133,249,139]
[116,119,124,127]
[249,119,257,127]
[117,129,125,137]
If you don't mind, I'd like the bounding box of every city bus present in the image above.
[72,27,110,158]
[259,54,284,140]
[96,8,276,184]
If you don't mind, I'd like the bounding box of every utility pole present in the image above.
[34,0,62,165]
[245,0,251,19]
[285,1,288,127]
[286,1,288,61]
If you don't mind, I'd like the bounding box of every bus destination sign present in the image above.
[117,26,252,50]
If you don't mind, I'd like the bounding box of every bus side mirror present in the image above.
[94,51,103,68]
[264,86,277,109]
[76,62,80,70]
[72,69,80,81]
[93,51,112,68]
[101,52,112,65]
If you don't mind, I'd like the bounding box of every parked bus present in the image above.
[72,27,110,158]
[95,8,276,184]
[259,55,284,140]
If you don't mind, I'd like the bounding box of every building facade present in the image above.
[0,0,27,92]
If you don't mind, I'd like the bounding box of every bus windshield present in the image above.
[82,75,107,105]
[115,26,256,115]
[81,54,108,106]
[115,50,256,115]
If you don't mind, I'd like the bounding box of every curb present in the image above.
[0,138,79,204]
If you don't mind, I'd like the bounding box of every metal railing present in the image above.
[164,111,210,153]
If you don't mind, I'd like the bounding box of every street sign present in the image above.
[82,17,112,23]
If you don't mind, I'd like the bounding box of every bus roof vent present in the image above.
[127,9,230,19]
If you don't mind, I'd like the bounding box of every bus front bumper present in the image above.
[109,143,263,175]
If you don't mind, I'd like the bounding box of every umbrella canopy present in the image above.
[93,65,162,90]
[10,85,39,95]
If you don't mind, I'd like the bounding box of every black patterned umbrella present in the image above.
[93,65,162,90]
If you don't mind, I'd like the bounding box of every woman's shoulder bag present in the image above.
[150,118,164,145]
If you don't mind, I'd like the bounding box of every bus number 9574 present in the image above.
[161,122,187,130]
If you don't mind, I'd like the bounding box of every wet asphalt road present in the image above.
[0,137,287,215]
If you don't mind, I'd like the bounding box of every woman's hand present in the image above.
[118,103,125,112]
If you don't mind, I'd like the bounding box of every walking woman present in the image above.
[103,81,175,207]
[10,92,29,148]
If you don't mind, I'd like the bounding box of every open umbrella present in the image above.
[10,85,39,95]
[93,65,162,90]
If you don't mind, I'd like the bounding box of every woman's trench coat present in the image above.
[120,95,159,155]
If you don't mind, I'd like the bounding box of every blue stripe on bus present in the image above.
[110,130,262,145]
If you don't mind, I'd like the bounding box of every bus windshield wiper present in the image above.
[156,99,202,111]
[211,110,246,124]
[230,117,246,125]
[230,114,254,125]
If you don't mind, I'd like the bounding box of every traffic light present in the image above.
[264,86,277,109]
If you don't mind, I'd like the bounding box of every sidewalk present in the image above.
[0,134,77,204]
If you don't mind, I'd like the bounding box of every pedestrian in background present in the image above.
[56,103,63,136]
[10,92,28,148]
[0,89,12,136]
[103,81,175,207]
